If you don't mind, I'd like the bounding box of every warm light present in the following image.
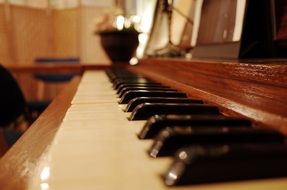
[129,57,138,65]
[115,15,125,30]
[179,151,187,159]
[40,167,50,181]
[130,15,141,24]
[40,182,49,190]
[138,33,148,44]
[136,33,148,58]
[124,19,132,29]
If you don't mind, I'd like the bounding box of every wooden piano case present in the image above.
[130,58,287,135]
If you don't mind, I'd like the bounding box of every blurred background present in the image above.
[0,0,158,154]
[0,0,157,65]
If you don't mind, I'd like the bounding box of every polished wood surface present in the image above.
[130,58,287,135]
[0,76,80,190]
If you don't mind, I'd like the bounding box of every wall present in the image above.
[53,8,80,57]
[0,4,114,65]
[79,6,110,64]
[9,5,54,65]
[0,5,13,65]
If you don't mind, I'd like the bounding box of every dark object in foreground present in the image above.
[149,127,284,157]
[164,144,287,186]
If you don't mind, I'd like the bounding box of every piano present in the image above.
[1,0,287,189]
[0,59,286,190]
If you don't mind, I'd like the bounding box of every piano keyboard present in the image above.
[29,69,287,190]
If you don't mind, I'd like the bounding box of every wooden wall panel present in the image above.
[10,5,54,65]
[53,8,80,57]
[79,6,110,64]
[0,5,111,65]
[0,5,13,65]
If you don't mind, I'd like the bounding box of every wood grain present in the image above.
[130,58,287,135]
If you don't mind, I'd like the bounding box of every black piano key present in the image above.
[109,74,141,80]
[118,86,175,97]
[112,75,148,80]
[106,69,143,81]
[125,97,203,112]
[112,77,145,83]
[119,88,177,99]
[119,91,187,104]
[129,103,219,120]
[114,81,160,90]
[113,78,150,86]
[138,115,251,139]
[164,144,287,186]
[117,83,166,93]
[148,127,284,158]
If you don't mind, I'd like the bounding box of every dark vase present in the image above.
[99,30,139,63]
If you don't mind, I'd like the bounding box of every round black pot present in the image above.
[99,30,139,63]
